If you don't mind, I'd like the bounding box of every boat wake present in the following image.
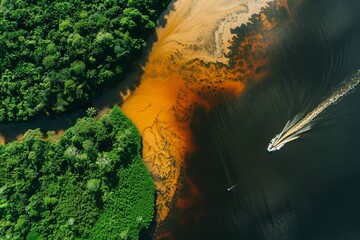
[267,70,360,152]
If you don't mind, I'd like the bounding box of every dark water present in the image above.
[172,0,360,239]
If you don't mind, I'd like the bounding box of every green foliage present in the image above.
[0,0,171,122]
[70,61,86,76]
[0,107,155,239]
[87,179,101,192]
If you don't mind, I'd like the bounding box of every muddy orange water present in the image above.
[120,0,298,234]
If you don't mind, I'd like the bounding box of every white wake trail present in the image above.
[268,70,360,152]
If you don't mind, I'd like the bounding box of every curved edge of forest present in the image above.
[0,106,156,240]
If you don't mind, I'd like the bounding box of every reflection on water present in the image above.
[0,110,86,144]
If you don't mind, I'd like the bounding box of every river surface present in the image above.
[165,0,360,239]
[1,0,360,239]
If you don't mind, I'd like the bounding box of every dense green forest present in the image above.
[0,107,155,239]
[0,0,170,122]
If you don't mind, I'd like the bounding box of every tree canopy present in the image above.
[0,107,155,239]
[0,0,170,122]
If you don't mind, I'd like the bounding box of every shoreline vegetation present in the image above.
[0,0,171,123]
[0,107,156,239]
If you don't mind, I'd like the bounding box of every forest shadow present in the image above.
[94,1,176,109]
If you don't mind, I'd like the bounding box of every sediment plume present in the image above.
[268,70,360,152]
[120,0,295,234]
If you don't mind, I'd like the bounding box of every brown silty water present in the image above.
[121,0,300,233]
